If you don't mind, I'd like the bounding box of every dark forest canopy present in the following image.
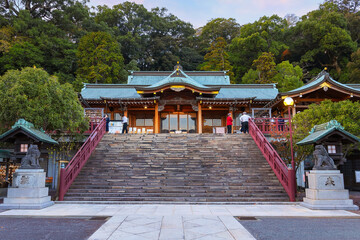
[1,0,360,89]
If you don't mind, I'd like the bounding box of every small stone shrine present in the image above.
[0,119,58,209]
[297,120,359,210]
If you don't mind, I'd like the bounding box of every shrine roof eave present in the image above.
[0,149,11,158]
[281,72,360,97]
[136,82,220,92]
[297,127,360,146]
[99,96,160,101]
[0,125,58,145]
[197,97,256,101]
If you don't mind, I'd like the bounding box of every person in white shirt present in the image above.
[240,112,251,134]
[122,115,128,134]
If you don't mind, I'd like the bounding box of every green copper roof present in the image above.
[143,69,210,90]
[283,71,360,95]
[216,85,278,100]
[297,120,360,145]
[0,119,58,145]
[81,84,141,99]
[128,71,230,85]
[0,149,11,158]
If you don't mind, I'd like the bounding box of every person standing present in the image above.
[240,112,251,134]
[105,114,110,132]
[122,114,128,134]
[226,113,233,134]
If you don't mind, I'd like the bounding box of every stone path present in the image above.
[0,203,358,240]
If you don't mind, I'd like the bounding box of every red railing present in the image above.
[58,117,106,201]
[249,118,296,202]
[253,118,289,134]
[85,117,103,134]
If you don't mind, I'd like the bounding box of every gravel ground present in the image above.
[239,217,360,240]
[0,216,107,240]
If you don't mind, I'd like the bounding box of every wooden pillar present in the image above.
[154,103,159,133]
[124,109,128,117]
[198,102,202,133]
[292,106,296,117]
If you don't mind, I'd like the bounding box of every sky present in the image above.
[88,0,323,28]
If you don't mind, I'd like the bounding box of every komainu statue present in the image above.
[313,145,336,170]
[20,144,41,169]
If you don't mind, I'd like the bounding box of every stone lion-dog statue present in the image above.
[313,144,336,170]
[20,144,41,169]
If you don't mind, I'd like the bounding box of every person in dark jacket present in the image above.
[105,114,110,132]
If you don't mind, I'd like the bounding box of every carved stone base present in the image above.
[301,170,358,210]
[0,169,54,209]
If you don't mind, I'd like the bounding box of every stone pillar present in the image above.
[0,169,54,209]
[154,103,159,134]
[197,102,202,133]
[301,170,358,210]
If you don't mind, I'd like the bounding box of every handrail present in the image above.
[248,118,296,202]
[253,118,289,134]
[58,117,106,201]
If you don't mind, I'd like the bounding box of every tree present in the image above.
[0,41,44,73]
[271,99,360,172]
[325,0,360,13]
[199,18,240,48]
[241,58,303,92]
[347,48,360,83]
[272,61,303,92]
[293,99,360,147]
[199,37,234,82]
[76,31,126,84]
[0,67,87,133]
[229,15,288,82]
[1,0,79,19]
[252,52,277,83]
[288,2,357,79]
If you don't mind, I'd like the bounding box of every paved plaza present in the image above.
[0,203,359,240]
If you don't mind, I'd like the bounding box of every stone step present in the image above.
[65,134,288,202]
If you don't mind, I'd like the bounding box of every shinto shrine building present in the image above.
[79,64,278,133]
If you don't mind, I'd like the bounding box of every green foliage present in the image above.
[241,69,260,84]
[273,61,303,92]
[200,18,240,44]
[0,41,44,73]
[76,31,126,84]
[241,58,303,92]
[229,15,288,82]
[293,100,360,141]
[0,67,87,133]
[252,52,277,83]
[288,2,357,78]
[199,37,234,81]
[347,48,360,83]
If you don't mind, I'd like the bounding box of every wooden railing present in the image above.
[253,118,289,134]
[58,117,106,201]
[249,118,296,202]
[85,117,103,134]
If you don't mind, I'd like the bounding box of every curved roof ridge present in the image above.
[144,68,209,89]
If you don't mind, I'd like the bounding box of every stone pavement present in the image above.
[0,203,358,240]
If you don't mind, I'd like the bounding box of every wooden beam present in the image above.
[296,98,326,102]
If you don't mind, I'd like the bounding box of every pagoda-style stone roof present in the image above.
[0,119,58,145]
[297,120,360,146]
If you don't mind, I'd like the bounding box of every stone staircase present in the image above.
[64,134,289,202]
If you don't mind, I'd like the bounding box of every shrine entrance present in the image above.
[161,112,196,133]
